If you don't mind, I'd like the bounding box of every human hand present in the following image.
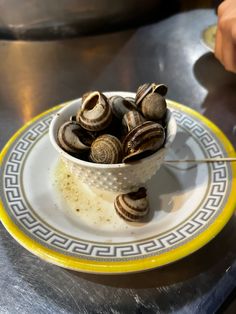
[215,0,236,73]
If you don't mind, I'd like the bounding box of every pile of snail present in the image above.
[58,83,168,164]
[57,82,168,222]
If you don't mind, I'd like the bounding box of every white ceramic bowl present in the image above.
[49,92,177,193]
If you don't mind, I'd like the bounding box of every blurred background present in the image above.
[0,0,219,39]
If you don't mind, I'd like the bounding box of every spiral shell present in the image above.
[57,121,92,153]
[109,95,136,120]
[77,91,112,131]
[125,97,135,106]
[89,134,122,164]
[69,115,77,122]
[141,93,167,121]
[114,187,149,222]
[152,83,168,97]
[122,110,145,132]
[135,83,152,107]
[135,83,168,107]
[81,91,93,104]
[123,121,165,162]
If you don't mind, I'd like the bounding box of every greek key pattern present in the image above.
[1,108,229,260]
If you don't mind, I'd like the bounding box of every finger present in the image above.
[217,0,234,18]
[221,22,236,72]
[223,44,236,72]
[214,24,223,61]
[220,7,236,20]
[214,14,234,62]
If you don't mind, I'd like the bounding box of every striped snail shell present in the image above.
[77,91,112,131]
[125,97,136,106]
[89,134,123,164]
[135,83,152,107]
[57,121,92,153]
[140,93,167,121]
[109,95,136,120]
[135,83,168,107]
[152,83,168,97]
[69,115,77,122]
[122,110,146,132]
[81,91,93,104]
[114,187,149,222]
[122,121,165,162]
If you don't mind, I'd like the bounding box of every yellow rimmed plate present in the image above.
[0,96,236,274]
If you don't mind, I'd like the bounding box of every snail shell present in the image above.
[141,93,167,121]
[135,83,152,107]
[69,115,77,122]
[152,83,168,97]
[122,110,145,132]
[81,91,93,104]
[109,95,136,120]
[125,97,136,106]
[114,187,149,222]
[89,134,122,164]
[123,121,165,162]
[135,83,168,107]
[57,121,92,153]
[77,91,112,131]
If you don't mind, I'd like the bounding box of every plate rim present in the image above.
[0,98,236,274]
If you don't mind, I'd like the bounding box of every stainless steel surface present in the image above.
[1,9,236,313]
[0,0,165,39]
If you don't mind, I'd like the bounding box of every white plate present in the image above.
[0,98,236,274]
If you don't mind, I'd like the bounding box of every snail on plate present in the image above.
[114,187,149,222]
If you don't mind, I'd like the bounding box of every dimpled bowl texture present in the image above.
[49,92,177,193]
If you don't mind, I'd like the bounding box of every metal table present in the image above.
[1,9,236,313]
